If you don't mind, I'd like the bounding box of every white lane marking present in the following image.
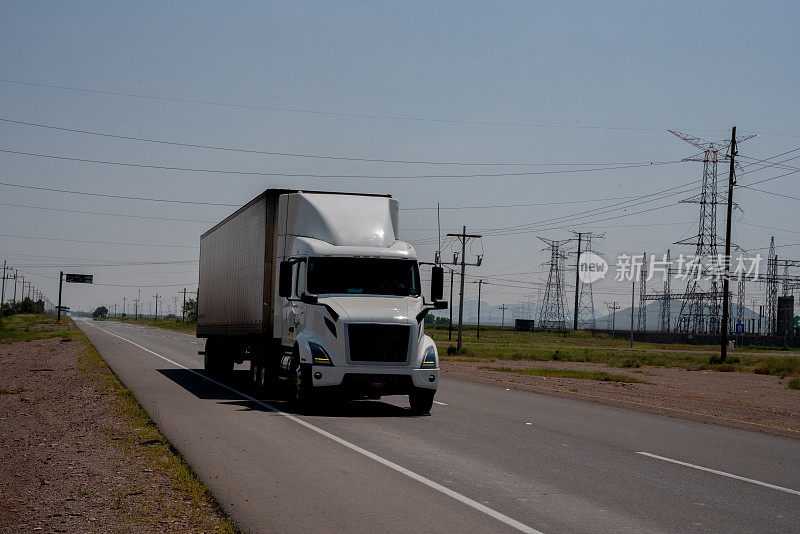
[433,400,448,406]
[83,321,542,534]
[636,452,800,497]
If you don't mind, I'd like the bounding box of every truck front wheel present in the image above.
[409,389,435,415]
[293,362,313,411]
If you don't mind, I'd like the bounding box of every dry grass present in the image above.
[74,330,239,533]
[481,366,644,383]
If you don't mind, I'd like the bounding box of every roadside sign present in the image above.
[735,323,744,334]
[56,306,70,311]
[65,274,93,284]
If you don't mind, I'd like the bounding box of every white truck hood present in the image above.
[323,296,415,323]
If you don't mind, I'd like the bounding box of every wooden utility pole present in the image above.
[56,272,64,323]
[181,288,187,321]
[448,270,454,340]
[153,293,161,320]
[499,304,508,328]
[630,282,635,348]
[607,302,620,338]
[1,260,11,308]
[476,279,483,339]
[443,226,482,351]
[720,126,737,362]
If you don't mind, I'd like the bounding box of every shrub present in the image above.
[788,378,800,390]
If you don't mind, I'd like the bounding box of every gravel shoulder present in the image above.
[0,326,237,533]
[441,358,800,439]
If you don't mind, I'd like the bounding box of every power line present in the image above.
[0,200,217,223]
[0,78,764,135]
[0,233,197,248]
[0,148,683,179]
[0,117,690,168]
[0,179,239,206]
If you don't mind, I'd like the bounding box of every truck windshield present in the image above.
[307,258,421,297]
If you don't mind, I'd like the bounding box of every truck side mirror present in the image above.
[279,261,293,298]
[431,266,444,302]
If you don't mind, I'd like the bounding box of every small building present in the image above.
[515,319,535,332]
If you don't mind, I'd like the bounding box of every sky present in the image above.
[1,1,799,321]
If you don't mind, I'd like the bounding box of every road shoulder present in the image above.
[0,321,238,533]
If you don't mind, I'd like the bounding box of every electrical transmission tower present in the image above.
[660,249,672,332]
[571,232,604,330]
[765,236,778,335]
[538,238,569,329]
[637,251,648,332]
[669,130,755,333]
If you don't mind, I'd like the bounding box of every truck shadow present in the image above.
[157,368,417,418]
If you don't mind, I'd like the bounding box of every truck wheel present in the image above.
[409,389,435,415]
[250,358,260,388]
[204,337,233,379]
[204,338,217,374]
[293,363,313,411]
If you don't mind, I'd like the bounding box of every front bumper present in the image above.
[310,365,438,393]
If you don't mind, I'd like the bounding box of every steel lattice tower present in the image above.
[659,249,672,332]
[637,251,648,332]
[575,234,601,329]
[765,236,778,335]
[538,238,568,329]
[736,272,746,330]
[670,130,755,333]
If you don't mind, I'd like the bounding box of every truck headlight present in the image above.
[421,345,437,369]
[309,342,333,366]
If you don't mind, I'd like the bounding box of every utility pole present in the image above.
[153,293,160,320]
[1,261,11,308]
[13,271,18,303]
[499,304,508,328]
[56,271,64,323]
[443,226,482,351]
[448,270,454,340]
[134,298,139,320]
[720,126,737,362]
[122,296,127,317]
[630,281,635,348]
[114,303,117,318]
[180,288,187,321]
[572,232,583,330]
[475,279,483,339]
[606,302,620,337]
[137,289,141,319]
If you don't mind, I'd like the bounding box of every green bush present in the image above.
[788,378,800,390]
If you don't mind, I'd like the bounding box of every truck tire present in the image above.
[204,337,233,379]
[249,358,259,388]
[409,388,435,415]
[292,345,313,411]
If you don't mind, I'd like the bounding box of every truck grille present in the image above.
[347,324,410,363]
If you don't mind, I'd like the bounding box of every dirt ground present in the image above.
[441,359,800,439]
[0,334,233,533]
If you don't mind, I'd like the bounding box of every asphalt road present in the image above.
[78,319,800,534]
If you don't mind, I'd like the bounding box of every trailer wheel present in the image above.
[204,337,233,379]
[249,358,260,388]
[258,362,269,392]
[409,389,435,415]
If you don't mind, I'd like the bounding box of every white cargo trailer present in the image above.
[197,189,446,413]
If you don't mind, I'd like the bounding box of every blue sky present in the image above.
[1,1,798,318]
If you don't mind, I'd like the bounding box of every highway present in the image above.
[78,319,800,534]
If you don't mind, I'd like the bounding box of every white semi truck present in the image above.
[197,189,447,414]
